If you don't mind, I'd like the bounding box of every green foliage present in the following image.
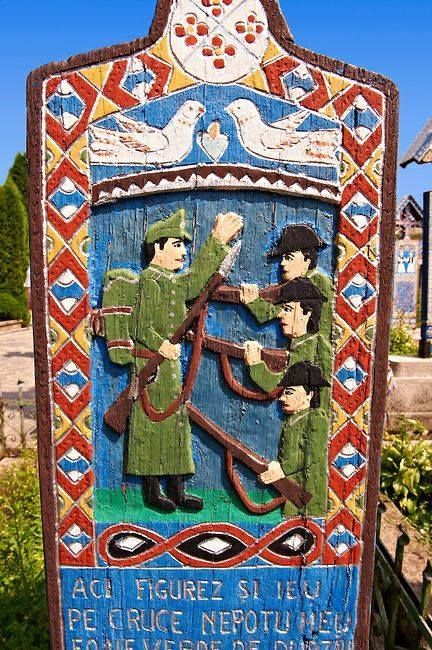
[0,179,29,325]
[381,417,432,540]
[8,154,28,208]
[7,154,29,275]
[389,319,418,356]
[0,450,49,648]
[0,292,25,321]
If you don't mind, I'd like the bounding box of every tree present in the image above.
[8,154,28,207]
[7,153,29,273]
[0,179,29,323]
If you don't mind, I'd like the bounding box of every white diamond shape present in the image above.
[58,80,75,96]
[65,447,82,462]
[116,536,146,552]
[68,470,84,483]
[343,378,358,392]
[353,95,369,111]
[69,542,84,556]
[342,464,357,478]
[335,524,347,534]
[64,361,79,373]
[344,357,357,371]
[335,543,350,556]
[62,113,79,130]
[347,294,362,310]
[198,537,232,556]
[64,383,81,399]
[68,524,82,537]
[340,443,357,457]
[283,533,305,551]
[57,269,78,286]
[61,204,79,219]
[61,297,78,313]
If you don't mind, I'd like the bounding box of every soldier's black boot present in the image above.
[142,476,177,512]
[167,475,204,511]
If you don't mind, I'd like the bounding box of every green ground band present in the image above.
[95,487,284,524]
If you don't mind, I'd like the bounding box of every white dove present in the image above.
[89,100,206,165]
[226,99,340,166]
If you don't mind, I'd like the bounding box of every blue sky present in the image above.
[1,0,431,202]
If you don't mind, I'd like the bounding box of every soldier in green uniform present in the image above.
[240,225,333,385]
[127,209,243,512]
[241,278,327,394]
[243,352,330,518]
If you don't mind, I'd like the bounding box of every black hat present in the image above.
[274,278,327,304]
[279,362,330,389]
[269,225,325,258]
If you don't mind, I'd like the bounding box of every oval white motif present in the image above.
[169,0,269,84]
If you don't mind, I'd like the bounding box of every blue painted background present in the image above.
[62,566,358,649]
[91,84,340,185]
[90,190,337,503]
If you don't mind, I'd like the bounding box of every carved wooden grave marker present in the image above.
[28,1,398,648]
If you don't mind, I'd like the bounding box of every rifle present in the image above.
[187,403,312,510]
[104,242,242,435]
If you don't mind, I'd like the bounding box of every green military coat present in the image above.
[127,235,229,477]
[279,408,329,517]
[247,269,333,408]
[249,361,329,518]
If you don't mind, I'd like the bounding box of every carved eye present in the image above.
[107,532,156,559]
[268,527,316,558]
[177,533,247,563]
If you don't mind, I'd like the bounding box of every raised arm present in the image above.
[180,213,243,301]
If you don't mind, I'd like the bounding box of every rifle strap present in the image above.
[225,450,286,515]
[141,308,206,422]
[219,354,283,402]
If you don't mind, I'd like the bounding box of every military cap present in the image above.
[279,361,330,388]
[274,278,327,304]
[145,209,192,244]
[269,225,325,257]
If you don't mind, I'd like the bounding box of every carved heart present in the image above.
[198,122,229,162]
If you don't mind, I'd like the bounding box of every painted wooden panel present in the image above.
[27,1,398,648]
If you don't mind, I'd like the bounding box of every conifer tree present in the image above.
[7,153,29,273]
[0,178,29,323]
[8,153,28,207]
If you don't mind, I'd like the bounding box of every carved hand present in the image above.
[212,212,244,244]
[244,341,262,366]
[259,461,285,485]
[240,283,260,305]
[159,340,181,361]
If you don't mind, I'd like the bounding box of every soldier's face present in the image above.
[280,385,312,414]
[155,238,187,271]
[278,302,312,338]
[281,251,311,281]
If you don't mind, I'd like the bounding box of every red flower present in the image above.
[235,13,265,44]
[175,14,209,47]
[201,0,233,18]
[202,35,236,69]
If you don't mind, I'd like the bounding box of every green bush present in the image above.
[0,451,49,648]
[389,322,418,356]
[381,417,432,540]
[0,292,25,322]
